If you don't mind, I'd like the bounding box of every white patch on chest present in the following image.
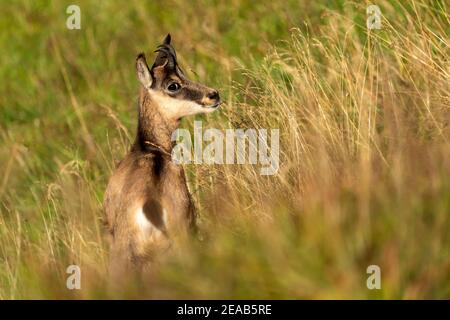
[135,207,168,235]
[135,207,152,232]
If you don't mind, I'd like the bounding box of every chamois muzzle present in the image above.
[203,89,221,109]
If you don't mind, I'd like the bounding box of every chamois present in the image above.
[103,34,220,275]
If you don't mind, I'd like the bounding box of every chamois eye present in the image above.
[167,82,181,92]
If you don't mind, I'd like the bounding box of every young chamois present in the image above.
[103,34,220,275]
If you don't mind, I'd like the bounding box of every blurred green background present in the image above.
[0,0,449,299]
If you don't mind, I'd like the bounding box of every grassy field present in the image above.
[0,0,449,299]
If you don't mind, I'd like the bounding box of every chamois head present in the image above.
[135,34,221,120]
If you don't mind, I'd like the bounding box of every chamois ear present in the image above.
[136,53,152,89]
[162,33,171,45]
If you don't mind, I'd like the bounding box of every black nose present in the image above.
[207,90,220,101]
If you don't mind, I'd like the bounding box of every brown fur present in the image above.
[103,35,220,276]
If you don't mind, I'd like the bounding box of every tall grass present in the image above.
[0,0,449,299]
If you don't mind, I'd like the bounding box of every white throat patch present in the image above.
[149,89,215,120]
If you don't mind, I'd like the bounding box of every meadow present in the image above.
[0,0,449,299]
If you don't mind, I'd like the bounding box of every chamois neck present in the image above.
[133,88,179,154]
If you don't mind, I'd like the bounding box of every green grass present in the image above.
[0,0,449,299]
